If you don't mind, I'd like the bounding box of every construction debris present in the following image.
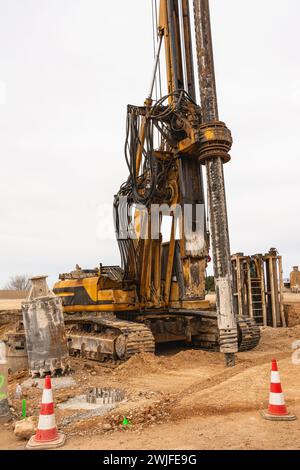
[14,416,37,440]
[22,376,76,390]
[284,303,300,327]
[22,276,70,377]
[15,384,22,399]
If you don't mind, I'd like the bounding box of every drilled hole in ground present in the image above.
[58,387,126,411]
[58,388,127,427]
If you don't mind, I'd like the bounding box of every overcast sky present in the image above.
[0,0,299,288]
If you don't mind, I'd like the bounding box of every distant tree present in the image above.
[4,275,30,291]
[205,276,215,293]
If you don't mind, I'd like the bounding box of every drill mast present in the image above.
[54,0,261,366]
[115,0,238,363]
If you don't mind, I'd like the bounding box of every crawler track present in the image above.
[191,311,261,352]
[66,316,155,362]
[65,311,260,363]
[237,317,261,352]
[103,318,155,358]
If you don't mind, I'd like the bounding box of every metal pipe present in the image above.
[193,0,219,121]
[148,33,164,100]
[260,259,267,327]
[247,258,254,319]
[272,256,281,325]
[235,257,243,318]
[268,256,277,328]
[193,0,238,364]
[278,256,286,327]
[178,0,189,92]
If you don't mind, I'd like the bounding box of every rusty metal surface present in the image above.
[22,277,69,377]
[193,0,238,356]
[67,317,155,362]
[4,332,28,374]
[193,0,218,122]
[69,335,116,360]
[291,266,300,292]
[22,297,70,377]
[264,248,285,328]
[0,341,11,423]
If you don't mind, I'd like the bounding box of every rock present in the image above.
[14,417,37,440]
[83,363,92,370]
[103,423,112,432]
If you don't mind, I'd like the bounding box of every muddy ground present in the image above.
[1,320,300,450]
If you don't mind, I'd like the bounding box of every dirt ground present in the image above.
[1,320,300,451]
[0,300,23,311]
[283,293,300,303]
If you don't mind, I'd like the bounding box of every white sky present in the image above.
[0,0,299,287]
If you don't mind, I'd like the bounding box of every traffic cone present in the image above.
[26,376,66,450]
[262,359,297,421]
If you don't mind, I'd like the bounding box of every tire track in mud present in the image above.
[167,352,293,421]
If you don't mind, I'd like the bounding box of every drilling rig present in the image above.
[54,0,260,366]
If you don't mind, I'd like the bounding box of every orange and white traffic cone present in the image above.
[262,359,297,421]
[26,376,66,450]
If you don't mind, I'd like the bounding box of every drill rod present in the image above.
[193,0,238,366]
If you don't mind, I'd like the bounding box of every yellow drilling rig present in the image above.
[53,0,260,367]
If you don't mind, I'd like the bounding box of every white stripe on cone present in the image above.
[270,371,281,384]
[269,392,285,406]
[42,389,54,404]
[38,414,57,430]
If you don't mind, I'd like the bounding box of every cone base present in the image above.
[261,410,297,422]
[26,433,66,450]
